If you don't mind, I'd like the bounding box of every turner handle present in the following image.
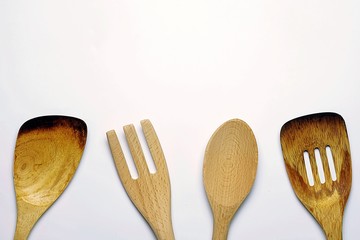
[323,216,343,240]
[317,203,344,240]
[325,231,342,240]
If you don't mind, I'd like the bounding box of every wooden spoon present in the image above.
[13,115,87,240]
[203,119,258,240]
[280,112,352,240]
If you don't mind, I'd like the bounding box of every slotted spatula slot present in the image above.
[326,146,337,181]
[314,148,326,184]
[303,151,314,186]
[303,147,336,186]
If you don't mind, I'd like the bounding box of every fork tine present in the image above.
[141,119,168,173]
[106,130,133,181]
[123,124,150,177]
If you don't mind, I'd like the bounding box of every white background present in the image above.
[1,0,360,239]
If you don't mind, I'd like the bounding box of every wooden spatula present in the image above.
[203,119,258,240]
[280,112,352,240]
[14,115,87,240]
[107,119,175,240]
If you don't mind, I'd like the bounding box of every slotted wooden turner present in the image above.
[107,119,174,240]
[280,112,352,240]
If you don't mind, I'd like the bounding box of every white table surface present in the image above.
[1,0,360,239]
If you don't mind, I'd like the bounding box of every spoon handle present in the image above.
[212,217,231,240]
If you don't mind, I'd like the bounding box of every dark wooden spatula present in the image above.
[280,112,352,240]
[14,116,87,240]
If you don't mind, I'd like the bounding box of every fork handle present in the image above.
[153,222,175,240]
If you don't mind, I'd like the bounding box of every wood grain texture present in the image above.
[14,116,87,240]
[280,112,352,240]
[107,119,174,240]
[203,119,258,240]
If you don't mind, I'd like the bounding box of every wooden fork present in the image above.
[107,119,175,240]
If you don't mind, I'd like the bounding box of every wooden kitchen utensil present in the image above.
[280,112,352,240]
[14,115,87,240]
[203,119,258,240]
[107,119,175,240]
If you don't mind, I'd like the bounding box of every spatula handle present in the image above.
[14,201,46,240]
[14,213,37,240]
[14,223,32,240]
[315,202,344,240]
[323,218,343,240]
[325,232,342,240]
